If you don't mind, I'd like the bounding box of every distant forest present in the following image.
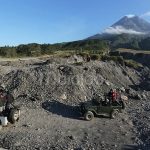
[110,34,150,50]
[0,40,109,57]
[0,35,150,57]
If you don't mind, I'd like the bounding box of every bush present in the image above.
[77,52,89,58]
[101,55,124,65]
[90,54,101,61]
[116,56,124,65]
[101,55,109,61]
[124,60,143,69]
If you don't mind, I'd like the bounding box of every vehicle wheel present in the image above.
[111,109,119,119]
[84,111,94,121]
[8,109,20,124]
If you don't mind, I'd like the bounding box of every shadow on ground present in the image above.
[42,100,82,120]
[122,144,139,150]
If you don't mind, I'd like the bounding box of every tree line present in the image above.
[0,40,109,57]
[0,36,150,58]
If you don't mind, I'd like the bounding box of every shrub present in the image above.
[115,56,124,65]
[77,52,89,58]
[90,54,101,61]
[101,55,124,65]
[101,55,110,61]
[124,60,143,69]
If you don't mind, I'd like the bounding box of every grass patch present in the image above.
[53,51,75,58]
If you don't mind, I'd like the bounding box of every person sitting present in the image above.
[113,89,116,102]
[108,89,118,103]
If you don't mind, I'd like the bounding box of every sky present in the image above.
[0,0,150,46]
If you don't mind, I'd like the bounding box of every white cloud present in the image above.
[141,11,150,17]
[125,14,135,18]
[104,26,145,35]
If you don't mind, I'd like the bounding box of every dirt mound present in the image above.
[0,58,142,105]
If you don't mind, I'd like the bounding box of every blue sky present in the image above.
[0,0,150,46]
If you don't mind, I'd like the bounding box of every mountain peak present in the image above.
[87,15,150,39]
[105,15,150,35]
[125,14,136,18]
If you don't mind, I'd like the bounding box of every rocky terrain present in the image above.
[0,55,150,150]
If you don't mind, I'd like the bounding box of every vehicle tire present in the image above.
[84,111,94,121]
[111,109,119,119]
[8,109,20,124]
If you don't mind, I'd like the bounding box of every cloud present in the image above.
[141,11,150,17]
[104,26,145,35]
[125,14,135,18]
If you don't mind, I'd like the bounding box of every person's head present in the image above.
[112,89,116,92]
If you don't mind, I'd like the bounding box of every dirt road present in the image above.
[0,100,136,150]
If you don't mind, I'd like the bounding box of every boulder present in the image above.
[121,95,128,101]
[60,93,67,100]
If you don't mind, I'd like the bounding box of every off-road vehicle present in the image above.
[0,86,20,126]
[80,94,126,121]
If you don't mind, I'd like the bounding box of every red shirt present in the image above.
[112,91,117,102]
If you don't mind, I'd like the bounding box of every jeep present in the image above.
[80,96,125,121]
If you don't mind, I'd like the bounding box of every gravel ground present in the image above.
[0,102,136,150]
[0,56,149,150]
